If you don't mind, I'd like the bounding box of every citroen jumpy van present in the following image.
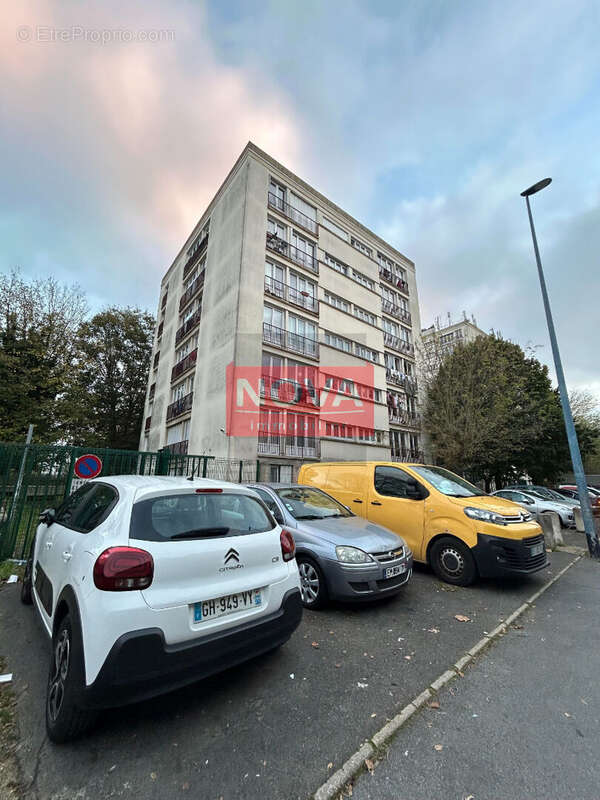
[298,462,547,586]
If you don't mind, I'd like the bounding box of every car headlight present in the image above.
[464,507,506,526]
[335,546,373,564]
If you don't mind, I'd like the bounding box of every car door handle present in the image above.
[371,501,382,506]
[352,499,363,504]
[62,551,72,562]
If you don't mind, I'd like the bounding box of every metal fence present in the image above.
[0,443,260,560]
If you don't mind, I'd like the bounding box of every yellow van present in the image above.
[297,462,546,586]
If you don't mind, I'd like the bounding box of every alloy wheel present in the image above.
[299,561,320,605]
[48,629,70,722]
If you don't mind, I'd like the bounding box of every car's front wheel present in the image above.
[297,557,327,610]
[430,536,477,586]
[46,614,95,743]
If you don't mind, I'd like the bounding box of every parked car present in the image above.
[504,484,580,510]
[491,489,575,527]
[298,461,546,586]
[20,476,302,742]
[246,483,412,608]
[556,486,600,508]
[559,484,600,498]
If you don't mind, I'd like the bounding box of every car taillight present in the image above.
[93,547,154,591]
[280,529,296,562]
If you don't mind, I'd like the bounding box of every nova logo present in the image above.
[224,548,240,565]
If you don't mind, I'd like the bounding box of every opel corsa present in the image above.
[298,462,547,586]
[20,476,302,742]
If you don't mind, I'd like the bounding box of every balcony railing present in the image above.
[388,410,421,428]
[385,369,417,393]
[263,322,319,359]
[171,348,198,382]
[260,373,319,407]
[153,352,160,370]
[266,234,318,274]
[383,332,415,355]
[183,232,209,279]
[267,192,318,235]
[379,267,409,294]
[165,440,189,455]
[166,391,193,421]
[391,450,424,463]
[381,299,411,324]
[264,277,318,314]
[179,270,205,312]
[175,308,202,344]
[258,437,319,459]
[144,416,152,432]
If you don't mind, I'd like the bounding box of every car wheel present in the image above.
[20,555,33,605]
[297,557,327,610]
[430,536,477,586]
[46,614,95,743]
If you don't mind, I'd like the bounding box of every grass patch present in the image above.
[0,562,25,583]
[0,656,22,799]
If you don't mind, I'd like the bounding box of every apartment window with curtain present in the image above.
[269,179,286,210]
[265,260,285,297]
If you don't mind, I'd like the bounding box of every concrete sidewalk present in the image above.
[352,556,600,800]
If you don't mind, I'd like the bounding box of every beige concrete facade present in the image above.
[140,143,423,479]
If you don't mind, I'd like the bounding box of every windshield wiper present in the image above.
[294,514,324,520]
[171,527,230,540]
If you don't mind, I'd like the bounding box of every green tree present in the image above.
[0,270,87,441]
[62,308,155,450]
[423,334,592,489]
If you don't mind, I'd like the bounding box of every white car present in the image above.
[20,476,302,742]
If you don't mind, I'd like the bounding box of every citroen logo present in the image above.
[224,548,240,565]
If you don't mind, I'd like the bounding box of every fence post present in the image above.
[63,449,78,501]
[238,460,243,484]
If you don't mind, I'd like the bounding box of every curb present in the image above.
[312,555,582,800]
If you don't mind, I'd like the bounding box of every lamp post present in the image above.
[521,178,599,558]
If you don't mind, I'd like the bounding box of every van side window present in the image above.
[374,466,417,499]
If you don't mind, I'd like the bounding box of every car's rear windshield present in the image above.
[130,492,275,542]
[275,487,352,520]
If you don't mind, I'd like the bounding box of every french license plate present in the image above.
[384,564,407,579]
[529,543,544,557]
[193,589,262,623]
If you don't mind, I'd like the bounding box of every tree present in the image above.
[569,388,600,474]
[62,308,155,450]
[422,334,594,489]
[0,270,87,441]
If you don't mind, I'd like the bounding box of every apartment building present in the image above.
[140,143,423,479]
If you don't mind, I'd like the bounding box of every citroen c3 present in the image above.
[298,461,547,586]
[20,476,302,742]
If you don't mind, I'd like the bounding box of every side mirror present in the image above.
[39,508,56,526]
[522,498,534,505]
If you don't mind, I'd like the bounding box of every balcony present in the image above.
[383,333,414,356]
[165,440,189,456]
[183,232,209,279]
[381,299,411,324]
[385,369,417,393]
[171,348,198,382]
[144,415,152,433]
[266,234,318,274]
[379,267,409,294]
[267,192,318,235]
[179,270,205,312]
[388,410,421,428]
[260,373,319,407]
[175,308,202,345]
[258,437,319,459]
[264,277,318,315]
[263,322,319,359]
[166,391,193,421]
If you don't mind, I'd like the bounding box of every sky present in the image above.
[2,0,599,399]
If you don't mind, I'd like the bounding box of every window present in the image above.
[400,327,412,344]
[323,252,349,276]
[275,487,352,519]
[55,484,96,527]
[287,314,317,355]
[166,420,190,445]
[290,192,316,223]
[264,305,284,329]
[351,270,375,291]
[374,466,420,499]
[321,216,349,241]
[324,291,349,312]
[382,318,399,336]
[253,487,284,523]
[353,305,376,325]
[324,331,352,353]
[73,484,119,533]
[171,376,193,403]
[289,271,316,304]
[269,179,286,210]
[291,230,315,267]
[351,236,372,258]
[355,343,378,363]
[267,218,286,240]
[265,260,285,297]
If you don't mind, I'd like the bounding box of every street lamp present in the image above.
[521,178,599,558]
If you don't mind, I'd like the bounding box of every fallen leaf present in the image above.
[311,641,319,648]
[434,744,443,751]
[150,773,157,780]
[343,781,353,796]
[364,758,375,774]
[327,762,333,770]
[454,614,471,622]
[404,655,411,660]
[427,627,440,634]
[428,700,440,709]
[335,663,342,668]
[512,624,524,630]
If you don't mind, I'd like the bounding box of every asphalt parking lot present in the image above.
[0,551,578,800]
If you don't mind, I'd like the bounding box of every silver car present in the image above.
[491,489,575,528]
[504,485,580,510]
[247,483,413,609]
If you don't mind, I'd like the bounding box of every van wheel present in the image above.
[297,557,328,610]
[46,614,96,743]
[430,537,477,586]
